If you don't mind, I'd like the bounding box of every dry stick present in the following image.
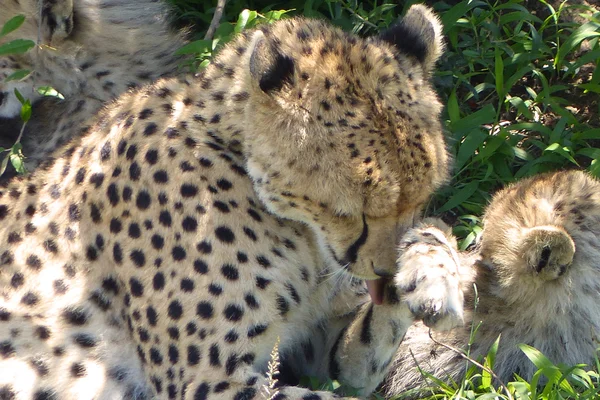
[427,329,514,400]
[204,0,227,41]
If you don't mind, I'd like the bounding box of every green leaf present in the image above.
[437,181,479,214]
[0,156,9,177]
[175,40,212,56]
[20,100,31,122]
[449,104,496,139]
[447,89,460,124]
[482,334,501,388]
[4,69,31,82]
[0,39,35,56]
[543,143,578,165]
[494,47,504,100]
[455,129,487,171]
[235,9,258,33]
[555,22,600,70]
[263,9,292,22]
[13,88,25,104]
[9,153,25,175]
[0,15,25,38]
[37,86,65,99]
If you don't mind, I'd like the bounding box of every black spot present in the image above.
[194,259,208,274]
[215,226,235,243]
[154,170,169,183]
[188,345,201,366]
[168,301,183,320]
[144,123,158,136]
[73,333,98,348]
[209,344,220,366]
[224,304,244,321]
[194,383,210,400]
[244,294,259,309]
[221,264,239,281]
[208,284,222,296]
[21,292,39,306]
[90,203,102,223]
[10,273,24,288]
[180,184,198,197]
[128,223,141,239]
[113,243,123,264]
[145,149,159,165]
[243,227,257,241]
[172,246,186,261]
[255,276,271,289]
[153,272,166,291]
[247,324,268,338]
[0,341,15,357]
[103,184,119,206]
[129,278,144,297]
[159,211,172,227]
[197,302,213,319]
[181,278,194,292]
[182,216,198,232]
[130,250,146,267]
[110,218,123,233]
[136,191,152,210]
[63,307,89,326]
[26,254,42,270]
[150,347,163,365]
[89,173,105,188]
[196,241,212,254]
[216,179,232,191]
[33,389,56,400]
[35,326,51,340]
[256,255,271,268]
[141,308,157,330]
[129,162,141,180]
[276,296,289,316]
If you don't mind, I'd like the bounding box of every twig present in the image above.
[427,329,514,400]
[204,0,227,41]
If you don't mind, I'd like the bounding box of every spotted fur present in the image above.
[385,170,600,396]
[0,6,460,399]
[0,0,186,173]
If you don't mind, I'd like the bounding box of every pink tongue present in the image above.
[366,278,385,305]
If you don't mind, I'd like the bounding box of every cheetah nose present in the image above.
[373,268,394,278]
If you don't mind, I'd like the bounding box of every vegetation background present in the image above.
[163,0,600,398]
[2,0,600,398]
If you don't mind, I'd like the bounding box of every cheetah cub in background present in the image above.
[0,0,186,173]
[385,170,600,397]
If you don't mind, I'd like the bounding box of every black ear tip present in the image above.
[249,36,296,94]
[259,52,295,93]
[379,5,444,72]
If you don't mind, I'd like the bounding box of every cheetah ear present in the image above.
[379,4,444,76]
[249,35,295,94]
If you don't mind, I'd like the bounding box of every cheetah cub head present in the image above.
[241,6,448,299]
[476,170,600,305]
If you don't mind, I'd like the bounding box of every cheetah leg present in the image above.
[187,372,358,400]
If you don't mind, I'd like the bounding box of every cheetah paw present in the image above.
[394,220,464,331]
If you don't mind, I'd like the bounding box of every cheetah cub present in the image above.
[0,0,186,172]
[384,170,600,396]
[0,5,462,400]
